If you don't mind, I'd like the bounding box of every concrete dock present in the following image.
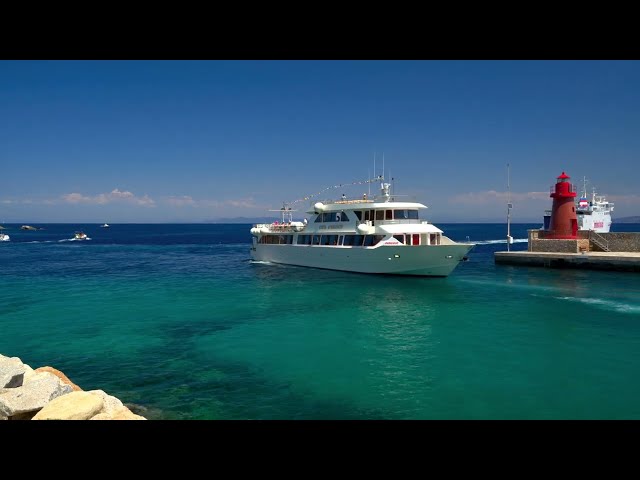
[494,251,640,272]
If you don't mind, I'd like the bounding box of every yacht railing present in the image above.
[374,219,423,225]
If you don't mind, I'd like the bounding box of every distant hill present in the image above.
[615,216,640,223]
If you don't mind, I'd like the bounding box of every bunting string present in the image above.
[288,175,384,206]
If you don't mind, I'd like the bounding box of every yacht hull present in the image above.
[251,242,473,277]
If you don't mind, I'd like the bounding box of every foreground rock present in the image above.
[33,391,104,420]
[1,371,73,417]
[0,353,146,420]
[35,366,82,392]
[0,355,26,388]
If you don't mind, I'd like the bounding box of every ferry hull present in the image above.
[251,243,474,277]
[577,213,612,233]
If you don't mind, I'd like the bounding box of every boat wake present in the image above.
[60,237,92,242]
[250,260,272,265]
[472,238,528,245]
[554,296,640,314]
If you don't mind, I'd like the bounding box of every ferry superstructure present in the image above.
[576,178,613,233]
[250,179,475,276]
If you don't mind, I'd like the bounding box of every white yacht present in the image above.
[0,233,9,242]
[250,178,475,276]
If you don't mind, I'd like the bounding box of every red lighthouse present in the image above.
[547,171,578,239]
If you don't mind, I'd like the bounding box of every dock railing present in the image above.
[589,231,610,252]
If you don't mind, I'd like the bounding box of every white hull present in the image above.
[251,241,473,276]
[0,234,9,242]
[577,211,612,233]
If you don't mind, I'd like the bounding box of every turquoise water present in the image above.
[2,223,640,419]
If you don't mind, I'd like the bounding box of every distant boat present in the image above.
[0,233,9,242]
[101,223,110,228]
[21,225,38,231]
[74,231,88,240]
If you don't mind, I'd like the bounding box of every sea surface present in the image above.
[2,223,640,419]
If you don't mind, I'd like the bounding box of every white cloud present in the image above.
[449,190,550,205]
[168,197,259,209]
[226,199,258,209]
[62,189,156,207]
[609,194,640,205]
[166,195,196,207]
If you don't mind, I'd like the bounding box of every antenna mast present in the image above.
[507,163,513,251]
[370,152,375,197]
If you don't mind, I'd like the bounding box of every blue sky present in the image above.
[1,60,639,223]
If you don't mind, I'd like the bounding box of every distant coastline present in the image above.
[615,216,640,223]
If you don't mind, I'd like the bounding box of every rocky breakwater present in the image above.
[1,353,146,420]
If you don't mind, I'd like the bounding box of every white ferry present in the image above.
[250,179,475,276]
[576,179,613,233]
[542,177,614,233]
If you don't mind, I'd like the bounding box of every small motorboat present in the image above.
[101,223,110,228]
[0,233,9,242]
[74,231,88,240]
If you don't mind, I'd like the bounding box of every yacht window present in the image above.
[375,210,384,221]
[314,215,323,223]
[353,235,364,246]
[393,234,405,243]
[354,211,362,221]
[374,235,385,244]
[385,210,392,220]
[395,210,407,219]
[413,234,420,245]
[312,235,321,245]
[340,212,349,222]
[343,235,354,246]
[363,235,374,246]
[408,210,419,219]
